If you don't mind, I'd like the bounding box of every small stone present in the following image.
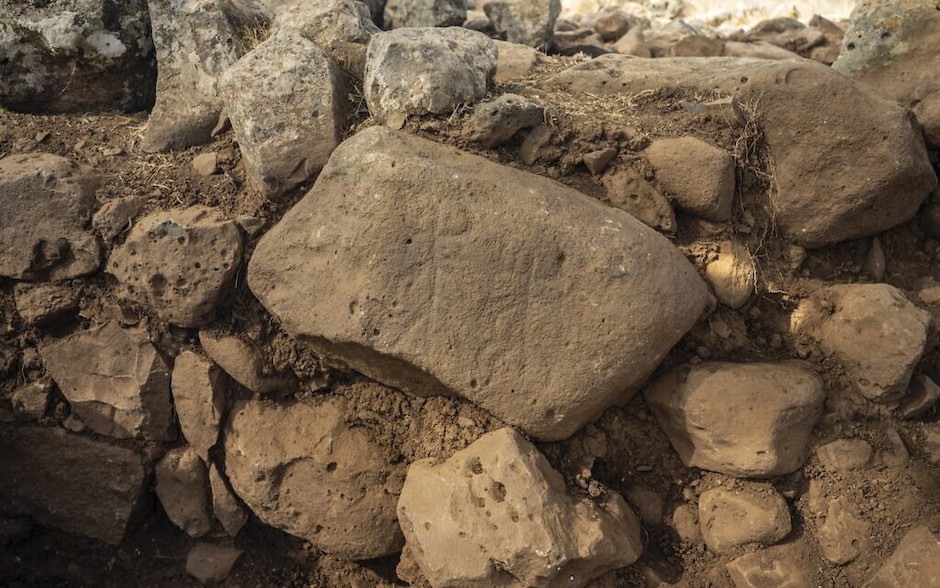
[670,35,725,57]
[672,503,702,544]
[625,485,664,525]
[383,0,465,28]
[35,131,50,143]
[199,331,291,395]
[879,429,910,469]
[552,28,610,57]
[613,26,651,57]
[186,542,243,584]
[209,463,248,538]
[92,194,147,241]
[519,124,553,165]
[699,486,791,554]
[155,446,212,538]
[924,424,940,465]
[647,137,735,222]
[726,545,809,587]
[914,277,940,305]
[705,240,755,309]
[485,0,561,48]
[817,497,871,565]
[602,165,676,234]
[172,351,226,461]
[62,414,86,432]
[192,152,218,176]
[679,96,747,128]
[591,8,634,42]
[493,40,540,84]
[467,93,543,148]
[816,439,874,471]
[865,526,940,587]
[13,282,80,325]
[900,375,940,420]
[582,147,617,176]
[11,379,53,420]
[866,237,886,280]
[101,146,123,157]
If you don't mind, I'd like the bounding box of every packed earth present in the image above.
[1,0,939,587]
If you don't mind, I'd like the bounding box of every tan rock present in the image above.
[699,486,791,554]
[671,504,702,544]
[647,137,735,222]
[817,497,871,565]
[14,283,80,325]
[198,331,290,395]
[186,542,243,584]
[92,194,147,242]
[155,446,212,538]
[816,439,873,472]
[10,379,52,420]
[494,40,541,84]
[191,152,218,176]
[726,545,809,588]
[865,526,940,587]
[208,463,248,538]
[602,165,676,234]
[172,351,226,461]
[900,375,940,420]
[397,428,642,588]
[705,241,755,309]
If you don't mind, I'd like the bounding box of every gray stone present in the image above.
[726,545,809,588]
[467,93,544,148]
[0,1,155,113]
[155,446,213,538]
[817,497,871,565]
[865,526,940,587]
[224,397,405,559]
[0,153,101,281]
[550,55,938,248]
[92,194,147,242]
[41,321,176,441]
[220,30,347,197]
[364,27,497,125]
[698,486,791,553]
[384,0,466,28]
[484,0,561,49]
[108,206,244,327]
[793,284,930,403]
[209,463,248,538]
[248,127,713,441]
[647,137,735,222]
[398,428,642,588]
[143,0,269,152]
[14,283,81,325]
[646,362,825,478]
[0,426,148,544]
[186,542,243,583]
[816,439,874,471]
[172,351,226,461]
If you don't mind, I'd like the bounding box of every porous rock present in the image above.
[817,497,871,565]
[792,284,930,403]
[155,446,213,538]
[209,463,248,538]
[550,55,938,247]
[364,27,497,125]
[646,137,735,222]
[645,362,825,478]
[248,126,713,441]
[601,165,676,233]
[14,283,81,325]
[467,93,544,148]
[0,153,101,281]
[199,331,289,394]
[384,0,466,28]
[397,427,643,587]
[698,486,791,554]
[186,542,243,584]
[0,1,155,113]
[865,526,940,587]
[108,206,244,328]
[224,397,405,559]
[0,426,148,544]
[172,351,226,461]
[484,0,561,48]
[40,321,176,441]
[834,0,940,146]
[143,0,269,152]
[220,30,347,197]
[705,241,755,309]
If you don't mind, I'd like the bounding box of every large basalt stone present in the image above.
[550,55,938,248]
[248,127,713,441]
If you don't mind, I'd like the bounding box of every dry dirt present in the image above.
[1,54,939,587]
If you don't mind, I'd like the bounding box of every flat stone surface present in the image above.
[816,439,874,471]
[155,446,212,538]
[726,545,809,588]
[817,497,870,565]
[172,351,226,461]
[484,0,561,48]
[209,463,248,538]
[699,486,791,554]
[186,542,243,584]
[647,137,735,222]
[865,526,940,587]
[14,283,80,325]
[248,126,713,441]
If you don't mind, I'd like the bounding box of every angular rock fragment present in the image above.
[817,497,870,565]
[0,1,155,113]
[726,545,808,588]
[224,397,404,559]
[41,321,176,441]
[550,55,938,247]
[220,30,347,197]
[704,241,755,309]
[602,165,677,234]
[484,0,561,48]
[645,362,824,478]
[865,526,940,587]
[397,428,642,587]
[14,283,80,325]
[199,331,290,394]
[186,542,243,584]
[209,463,248,538]
[900,375,940,420]
[0,153,101,280]
[364,27,497,125]
[172,351,226,461]
[155,446,213,538]
[793,284,930,403]
[384,0,466,28]
[647,137,735,222]
[92,194,147,242]
[249,127,713,441]
[0,427,148,544]
[467,93,544,148]
[143,0,269,152]
[10,379,53,421]
[698,486,791,553]
[493,40,541,84]
[108,206,244,327]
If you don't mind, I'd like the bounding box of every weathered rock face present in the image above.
[0,153,101,281]
[834,0,940,146]
[248,127,713,441]
[208,463,248,538]
[271,0,379,79]
[364,27,497,125]
[483,0,561,49]
[493,40,541,84]
[865,526,940,588]
[0,427,148,544]
[384,0,466,28]
[14,283,81,326]
[793,284,930,403]
[816,439,874,472]
[186,542,243,584]
[224,397,405,559]
[645,362,825,478]
[467,93,544,149]
[397,428,643,588]
[646,137,735,223]
[816,497,871,565]
[698,486,791,554]
[155,447,213,538]
[92,194,148,242]
[601,165,677,234]
[199,331,291,394]
[143,0,269,152]
[108,206,244,328]
[41,321,176,441]
[0,1,155,113]
[220,30,347,197]
[726,545,808,588]
[172,351,226,461]
[550,56,938,248]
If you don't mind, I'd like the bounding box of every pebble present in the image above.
[185,542,243,584]
[816,439,873,471]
